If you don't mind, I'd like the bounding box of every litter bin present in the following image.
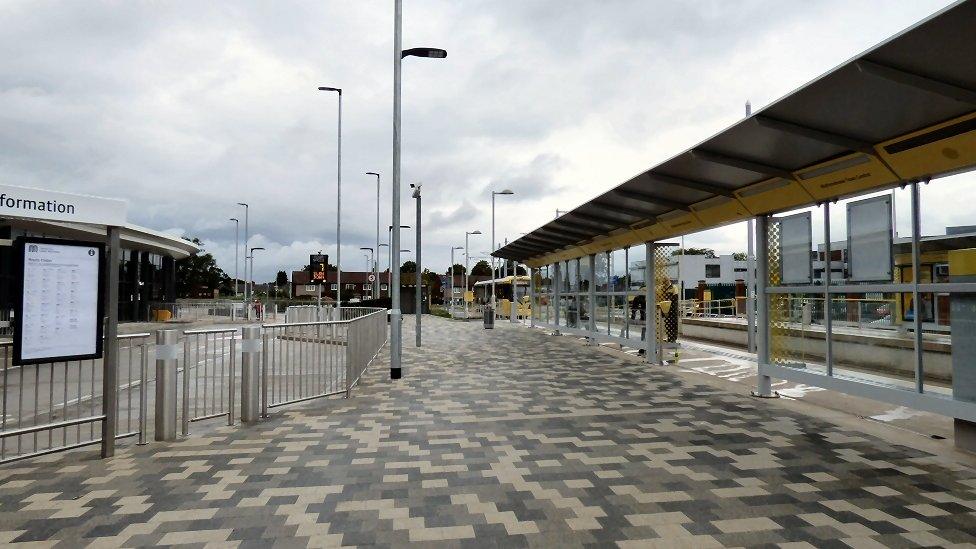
[483,306,494,329]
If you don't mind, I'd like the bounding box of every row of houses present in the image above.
[289,270,492,304]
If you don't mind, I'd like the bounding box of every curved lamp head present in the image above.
[495,189,514,195]
[318,86,341,95]
[366,171,380,177]
[229,217,238,222]
[401,47,447,59]
[469,230,482,235]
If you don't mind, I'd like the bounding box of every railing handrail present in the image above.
[183,327,241,335]
[263,308,385,329]
[1,332,150,348]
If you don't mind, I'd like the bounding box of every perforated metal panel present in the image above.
[767,221,802,368]
[654,244,679,346]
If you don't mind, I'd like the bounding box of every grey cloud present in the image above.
[0,0,956,279]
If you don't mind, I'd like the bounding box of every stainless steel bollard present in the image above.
[138,344,149,445]
[240,325,261,423]
[154,329,180,442]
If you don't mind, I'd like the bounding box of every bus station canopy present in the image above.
[494,0,976,268]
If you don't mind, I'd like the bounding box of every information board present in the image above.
[13,237,105,365]
[847,194,893,282]
[778,212,813,284]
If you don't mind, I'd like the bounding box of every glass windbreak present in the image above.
[917,178,975,399]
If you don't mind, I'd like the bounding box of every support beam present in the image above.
[754,116,875,155]
[569,211,630,226]
[692,149,794,180]
[522,234,576,247]
[644,173,736,198]
[590,201,658,222]
[546,222,597,238]
[856,59,976,105]
[614,189,692,212]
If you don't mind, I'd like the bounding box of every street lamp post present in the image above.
[229,218,239,297]
[450,245,463,314]
[359,247,374,298]
[249,246,265,319]
[392,0,446,379]
[319,85,342,315]
[411,184,422,347]
[366,172,381,297]
[491,189,514,320]
[237,203,249,312]
[464,230,482,319]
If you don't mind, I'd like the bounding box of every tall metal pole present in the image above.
[336,91,342,315]
[415,186,422,347]
[754,215,774,397]
[238,203,249,307]
[230,218,239,297]
[391,0,403,379]
[491,192,496,320]
[744,101,756,354]
[101,225,120,458]
[465,232,471,319]
[368,172,381,297]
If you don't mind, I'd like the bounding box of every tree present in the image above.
[446,264,466,276]
[672,247,716,258]
[276,270,288,286]
[732,252,747,261]
[471,260,491,276]
[400,260,417,273]
[176,238,232,297]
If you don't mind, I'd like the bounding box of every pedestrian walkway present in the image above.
[1,317,975,547]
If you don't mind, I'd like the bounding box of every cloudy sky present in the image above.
[1,0,968,281]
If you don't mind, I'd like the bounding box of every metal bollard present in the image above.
[138,344,149,445]
[155,329,180,442]
[240,325,261,424]
[345,324,354,398]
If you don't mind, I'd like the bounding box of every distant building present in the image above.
[291,270,390,301]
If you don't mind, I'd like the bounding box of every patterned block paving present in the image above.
[1,317,975,547]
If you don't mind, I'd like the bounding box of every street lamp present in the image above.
[229,218,239,297]
[450,245,463,314]
[237,203,249,305]
[491,189,514,321]
[319,85,342,315]
[249,246,265,318]
[366,171,381,297]
[392,0,446,379]
[411,183,423,347]
[465,230,482,319]
[360,247,374,298]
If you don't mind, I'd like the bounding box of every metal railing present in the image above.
[261,308,387,413]
[181,328,239,435]
[0,333,151,464]
[0,308,12,337]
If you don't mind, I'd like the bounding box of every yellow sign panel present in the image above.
[464,291,474,303]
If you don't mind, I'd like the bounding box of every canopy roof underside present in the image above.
[495,0,976,268]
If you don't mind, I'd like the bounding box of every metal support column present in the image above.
[511,261,519,324]
[101,225,120,458]
[240,326,261,423]
[154,329,179,442]
[553,262,561,330]
[911,180,924,393]
[645,242,656,363]
[529,267,536,327]
[753,215,775,397]
[415,189,422,347]
[587,254,597,334]
[823,203,833,376]
[746,219,756,353]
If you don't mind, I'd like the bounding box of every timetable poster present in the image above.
[14,238,104,365]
